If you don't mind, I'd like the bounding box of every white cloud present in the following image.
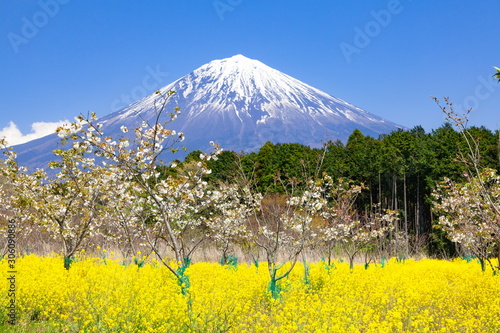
[0,120,69,146]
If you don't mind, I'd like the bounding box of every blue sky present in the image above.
[1,0,499,145]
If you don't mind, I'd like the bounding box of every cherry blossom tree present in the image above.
[204,183,262,265]
[0,138,109,268]
[317,176,397,270]
[0,143,41,256]
[433,170,500,271]
[433,97,500,271]
[57,90,248,290]
[97,173,146,258]
[36,148,111,269]
[242,177,324,298]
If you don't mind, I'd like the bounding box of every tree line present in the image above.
[1,89,499,292]
[180,122,499,257]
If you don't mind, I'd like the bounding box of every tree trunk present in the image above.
[349,255,355,271]
[63,256,72,270]
[497,129,500,168]
[497,242,500,270]
[403,172,408,255]
[393,175,398,232]
[416,174,420,238]
[378,171,382,213]
[369,183,373,208]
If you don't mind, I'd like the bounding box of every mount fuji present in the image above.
[15,54,404,169]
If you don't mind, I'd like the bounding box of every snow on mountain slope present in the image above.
[15,54,404,169]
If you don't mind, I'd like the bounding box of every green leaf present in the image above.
[493,66,500,82]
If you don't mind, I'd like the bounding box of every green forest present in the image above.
[1,92,499,270]
[178,123,500,257]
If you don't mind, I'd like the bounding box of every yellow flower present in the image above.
[4,255,500,332]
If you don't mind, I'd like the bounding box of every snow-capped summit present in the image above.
[15,55,404,169]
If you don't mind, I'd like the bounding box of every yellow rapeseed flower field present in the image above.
[2,254,500,332]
